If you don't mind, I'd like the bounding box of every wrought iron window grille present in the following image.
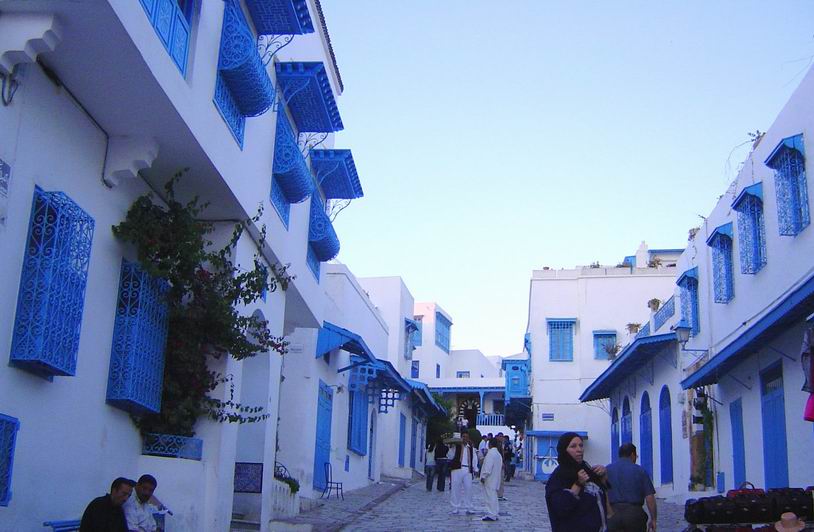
[0,413,20,506]
[708,232,735,303]
[766,135,809,236]
[142,433,203,461]
[732,185,767,274]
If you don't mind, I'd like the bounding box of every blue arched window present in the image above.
[621,397,632,444]
[639,392,653,478]
[611,407,620,463]
[659,386,673,484]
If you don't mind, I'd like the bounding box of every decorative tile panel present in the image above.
[234,462,263,493]
[107,260,169,415]
[10,188,95,378]
[142,433,202,460]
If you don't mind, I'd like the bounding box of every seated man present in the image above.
[80,477,134,532]
[124,474,160,532]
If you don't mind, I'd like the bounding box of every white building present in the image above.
[581,64,814,499]
[0,1,370,530]
[524,246,680,481]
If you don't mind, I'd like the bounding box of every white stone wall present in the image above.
[447,349,501,379]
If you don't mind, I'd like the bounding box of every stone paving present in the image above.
[272,476,689,531]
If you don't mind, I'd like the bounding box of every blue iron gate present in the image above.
[312,380,333,490]
[368,408,376,480]
[659,386,673,484]
[611,407,620,463]
[639,392,653,479]
[730,398,745,487]
[761,365,789,488]
[621,397,633,444]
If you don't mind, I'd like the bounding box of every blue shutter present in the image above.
[413,319,422,346]
[10,188,95,378]
[398,414,406,467]
[730,398,745,487]
[548,320,575,361]
[347,390,368,455]
[659,386,673,484]
[107,260,169,414]
[140,0,190,76]
[0,414,20,506]
[760,365,789,488]
[639,393,653,479]
[313,381,333,490]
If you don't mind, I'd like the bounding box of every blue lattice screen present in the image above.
[0,414,20,506]
[347,390,367,455]
[270,176,290,227]
[107,260,170,415]
[769,144,809,236]
[10,187,95,378]
[548,319,575,361]
[678,277,700,337]
[435,313,451,353]
[593,332,616,360]
[709,233,734,303]
[636,322,651,339]
[734,194,767,274]
[653,296,675,332]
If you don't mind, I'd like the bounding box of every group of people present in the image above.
[80,474,168,532]
[545,432,657,532]
[424,431,522,521]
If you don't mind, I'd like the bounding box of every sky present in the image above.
[320,1,814,358]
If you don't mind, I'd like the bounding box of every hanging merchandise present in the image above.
[800,326,814,422]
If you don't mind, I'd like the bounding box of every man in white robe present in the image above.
[446,433,477,514]
[480,439,503,521]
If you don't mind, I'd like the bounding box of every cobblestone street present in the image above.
[272,476,689,531]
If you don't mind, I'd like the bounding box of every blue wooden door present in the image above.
[611,408,620,463]
[409,418,418,468]
[761,365,789,488]
[659,386,673,484]
[398,413,406,467]
[639,393,653,479]
[535,436,559,481]
[622,397,633,444]
[730,398,745,487]
[368,408,376,480]
[312,380,333,490]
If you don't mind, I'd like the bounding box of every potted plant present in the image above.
[648,298,661,312]
[626,323,641,334]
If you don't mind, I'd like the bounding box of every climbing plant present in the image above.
[112,173,292,436]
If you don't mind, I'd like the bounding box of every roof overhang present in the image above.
[681,271,814,389]
[579,333,677,402]
[706,222,733,246]
[676,266,698,286]
[406,379,446,416]
[765,133,805,169]
[245,0,314,36]
[732,182,763,210]
[311,149,362,200]
[315,321,376,364]
[275,62,343,133]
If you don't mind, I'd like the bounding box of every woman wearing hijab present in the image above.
[544,432,610,532]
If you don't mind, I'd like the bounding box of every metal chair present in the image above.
[320,462,344,500]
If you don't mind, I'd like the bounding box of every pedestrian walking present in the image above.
[503,436,514,482]
[445,432,477,515]
[433,438,449,491]
[605,443,657,532]
[479,437,503,521]
[424,441,437,492]
[544,432,610,532]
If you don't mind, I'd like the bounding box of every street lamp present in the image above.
[671,320,708,355]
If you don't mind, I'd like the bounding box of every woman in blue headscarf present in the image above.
[544,432,610,532]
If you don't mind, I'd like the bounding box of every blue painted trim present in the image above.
[681,270,814,389]
[658,385,673,484]
[275,62,343,133]
[732,182,764,209]
[526,430,588,438]
[245,0,315,35]
[311,149,363,200]
[765,133,805,166]
[593,329,617,335]
[580,333,677,402]
[546,318,577,324]
[729,398,745,487]
[705,222,734,245]
[315,321,377,364]
[676,266,698,286]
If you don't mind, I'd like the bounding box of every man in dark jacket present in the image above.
[606,444,657,532]
[80,477,135,532]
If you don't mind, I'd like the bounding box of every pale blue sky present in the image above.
[321,1,814,358]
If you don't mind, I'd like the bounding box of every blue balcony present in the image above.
[106,261,170,415]
[140,0,191,75]
[308,196,339,262]
[477,413,505,427]
[10,188,95,379]
[245,0,314,35]
[275,62,343,133]
[142,433,202,461]
[311,149,363,200]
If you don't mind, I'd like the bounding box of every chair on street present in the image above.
[320,462,344,500]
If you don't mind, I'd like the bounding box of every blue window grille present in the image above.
[411,360,419,379]
[347,390,367,455]
[435,313,451,353]
[308,194,340,265]
[106,260,170,415]
[677,268,700,337]
[142,433,203,461]
[766,134,809,236]
[732,184,767,274]
[413,318,423,346]
[456,371,470,378]
[707,223,735,303]
[435,363,440,379]
[270,176,290,228]
[245,0,315,35]
[10,187,95,378]
[547,319,576,361]
[593,331,617,360]
[398,413,406,467]
[306,244,320,280]
[0,413,20,506]
[214,0,275,147]
[139,0,191,76]
[653,296,675,332]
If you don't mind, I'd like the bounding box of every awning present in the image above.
[315,322,376,363]
[311,150,363,200]
[676,266,698,286]
[275,62,343,133]
[272,112,313,203]
[682,271,814,389]
[371,358,411,393]
[705,222,733,246]
[406,379,446,417]
[765,133,805,168]
[580,333,677,402]
[732,182,763,209]
[245,0,314,36]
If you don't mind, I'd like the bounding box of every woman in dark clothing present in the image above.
[433,439,449,491]
[544,432,610,532]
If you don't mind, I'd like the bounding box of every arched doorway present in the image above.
[639,392,653,478]
[659,386,673,484]
[457,398,478,430]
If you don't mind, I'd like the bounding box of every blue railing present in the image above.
[477,414,505,427]
[653,296,675,332]
[142,433,202,461]
[636,322,651,339]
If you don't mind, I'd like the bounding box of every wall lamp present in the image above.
[672,320,709,355]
